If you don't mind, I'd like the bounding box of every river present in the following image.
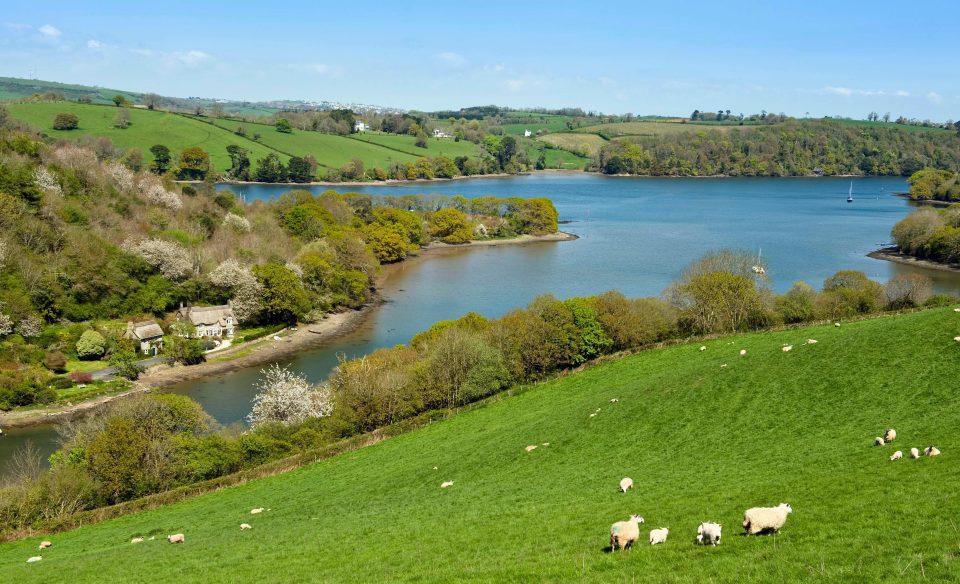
[3,174,957,475]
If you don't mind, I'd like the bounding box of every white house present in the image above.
[354,121,368,132]
[176,304,236,338]
[124,320,165,355]
[432,128,450,138]
[524,129,532,137]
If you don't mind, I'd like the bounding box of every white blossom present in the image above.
[248,365,332,427]
[15,314,42,338]
[0,312,13,337]
[209,259,256,289]
[33,167,63,197]
[0,238,7,270]
[137,176,183,210]
[105,162,136,192]
[223,212,252,233]
[122,238,194,280]
[284,261,303,279]
[231,280,264,324]
[46,145,98,172]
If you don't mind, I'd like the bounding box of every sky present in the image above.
[2,1,958,119]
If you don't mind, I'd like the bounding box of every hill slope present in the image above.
[2,309,958,582]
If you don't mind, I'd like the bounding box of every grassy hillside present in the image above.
[0,77,139,105]
[539,132,608,157]
[3,308,958,582]
[4,102,281,172]
[348,132,481,160]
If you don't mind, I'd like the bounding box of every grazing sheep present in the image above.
[699,346,707,352]
[542,442,550,446]
[924,446,941,457]
[806,339,818,345]
[610,515,644,551]
[782,345,793,352]
[874,437,885,446]
[38,541,52,550]
[610,398,619,403]
[240,524,252,530]
[649,527,669,545]
[525,445,538,452]
[27,556,42,563]
[884,428,897,442]
[739,349,747,356]
[696,522,722,546]
[167,534,185,544]
[834,322,841,327]
[131,537,144,544]
[619,477,634,493]
[890,450,903,461]
[954,336,960,342]
[440,480,454,488]
[910,448,920,459]
[250,508,264,514]
[743,503,792,535]
[720,364,728,368]
[954,308,960,312]
[589,413,597,418]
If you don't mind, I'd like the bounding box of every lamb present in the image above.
[609,515,644,551]
[131,537,144,544]
[250,508,265,514]
[782,345,793,352]
[619,477,634,493]
[38,541,52,550]
[440,480,454,488]
[696,522,722,546]
[910,448,920,459]
[924,446,941,457]
[890,450,903,461]
[27,556,42,563]
[648,527,669,545]
[167,534,185,544]
[874,437,885,446]
[240,523,252,530]
[883,428,896,442]
[743,503,792,535]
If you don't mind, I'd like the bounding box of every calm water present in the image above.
[4,175,957,473]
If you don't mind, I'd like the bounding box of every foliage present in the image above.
[149,144,171,174]
[429,208,472,243]
[252,262,312,323]
[167,335,206,365]
[109,347,143,380]
[249,364,332,427]
[75,330,107,360]
[275,118,293,133]
[53,113,79,130]
[176,147,210,180]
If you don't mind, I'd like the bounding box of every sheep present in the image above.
[38,541,52,550]
[883,428,897,442]
[924,446,941,457]
[542,442,550,446]
[440,480,454,488]
[589,413,597,418]
[167,534,185,544]
[131,537,144,544]
[954,336,960,342]
[250,508,265,514]
[874,437,885,446]
[782,345,793,352]
[609,515,644,551]
[743,503,792,535]
[890,450,903,461]
[834,322,841,327]
[739,349,747,356]
[619,477,634,493]
[610,398,619,403]
[525,445,538,452]
[240,523,252,530]
[26,556,42,563]
[954,308,960,313]
[910,448,920,459]
[720,364,728,368]
[699,346,707,352]
[648,527,669,545]
[806,339,818,345]
[696,522,722,546]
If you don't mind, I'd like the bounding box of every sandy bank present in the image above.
[868,247,960,274]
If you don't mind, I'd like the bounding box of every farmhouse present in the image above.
[432,128,450,138]
[354,121,368,132]
[176,304,236,338]
[124,320,165,355]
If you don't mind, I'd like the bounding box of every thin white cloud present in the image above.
[131,48,214,67]
[926,91,943,103]
[286,63,343,77]
[87,39,103,50]
[895,90,910,97]
[38,24,61,38]
[598,76,617,89]
[174,50,211,65]
[437,51,467,67]
[821,86,910,98]
[2,22,32,31]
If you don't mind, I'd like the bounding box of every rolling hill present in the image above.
[2,307,957,582]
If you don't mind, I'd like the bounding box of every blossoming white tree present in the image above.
[33,166,63,197]
[122,238,195,280]
[209,259,263,322]
[222,212,251,233]
[137,176,183,210]
[248,365,332,427]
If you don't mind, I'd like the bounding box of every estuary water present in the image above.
[4,174,957,473]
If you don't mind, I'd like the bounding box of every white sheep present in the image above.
[440,480,454,488]
[619,477,634,493]
[739,349,747,356]
[610,514,644,551]
[883,428,896,442]
[167,533,185,544]
[890,450,903,461]
[131,537,144,544]
[954,336,960,342]
[954,308,960,312]
[806,339,818,345]
[782,345,793,352]
[525,445,538,452]
[699,346,707,352]
[696,522,722,546]
[610,398,619,403]
[27,556,42,563]
[648,527,669,545]
[743,503,792,535]
[38,540,52,550]
[834,322,841,327]
[924,446,941,457]
[874,437,885,446]
[250,508,265,514]
[240,523,252,530]
[910,448,920,459]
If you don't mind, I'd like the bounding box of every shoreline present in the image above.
[0,231,577,429]
[868,247,960,274]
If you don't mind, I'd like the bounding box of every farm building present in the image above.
[124,320,165,355]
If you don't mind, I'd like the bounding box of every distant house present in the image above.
[125,320,165,355]
[354,121,368,132]
[524,129,532,137]
[432,128,450,138]
[175,304,236,338]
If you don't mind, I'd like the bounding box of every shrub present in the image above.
[885,273,933,309]
[68,371,94,383]
[44,350,68,373]
[429,208,472,244]
[248,364,332,427]
[53,113,79,130]
[75,330,107,360]
[109,347,143,380]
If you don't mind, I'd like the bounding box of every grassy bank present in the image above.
[2,308,957,581]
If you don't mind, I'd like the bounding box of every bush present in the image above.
[75,330,107,359]
[49,376,75,389]
[109,347,143,380]
[53,113,79,130]
[68,371,94,384]
[429,208,472,244]
[167,335,206,365]
[44,350,68,373]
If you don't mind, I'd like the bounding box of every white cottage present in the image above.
[354,121,368,132]
[125,320,165,355]
[432,128,450,138]
[176,304,235,338]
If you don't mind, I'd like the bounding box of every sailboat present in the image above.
[751,248,765,275]
[847,181,854,203]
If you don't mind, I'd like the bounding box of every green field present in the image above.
[538,132,608,157]
[501,114,577,136]
[576,120,748,138]
[5,102,280,172]
[3,308,957,582]
[533,144,590,169]
[348,132,481,160]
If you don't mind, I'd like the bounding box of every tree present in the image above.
[167,335,205,365]
[365,224,409,262]
[44,350,67,373]
[225,144,250,180]
[415,133,428,148]
[535,150,547,170]
[113,109,131,129]
[884,273,932,309]
[177,147,211,180]
[112,94,128,107]
[252,262,312,323]
[109,347,143,380]
[142,93,161,110]
[429,208,472,244]
[76,330,107,359]
[691,110,700,120]
[53,113,79,130]
[248,364,332,427]
[670,271,768,334]
[287,156,313,183]
[883,112,891,123]
[210,103,225,118]
[255,153,286,182]
[149,144,172,174]
[275,118,293,133]
[86,417,150,503]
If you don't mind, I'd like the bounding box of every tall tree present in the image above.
[149,144,171,174]
[225,145,250,180]
[177,147,211,180]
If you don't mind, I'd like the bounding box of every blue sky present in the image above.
[2,1,958,119]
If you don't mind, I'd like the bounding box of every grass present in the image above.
[576,120,749,138]
[528,143,589,169]
[64,359,106,374]
[5,102,280,172]
[3,308,959,581]
[501,114,577,136]
[347,132,481,160]
[538,132,608,157]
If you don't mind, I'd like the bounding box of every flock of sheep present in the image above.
[610,478,793,551]
[874,428,941,461]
